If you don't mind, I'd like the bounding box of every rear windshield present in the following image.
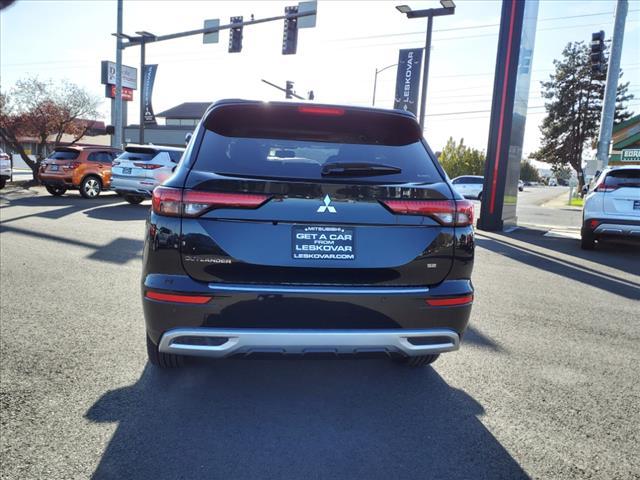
[195,130,441,184]
[119,151,156,161]
[605,169,640,188]
[49,150,79,160]
[193,103,441,184]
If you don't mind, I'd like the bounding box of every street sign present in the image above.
[203,19,220,44]
[621,148,640,162]
[101,61,137,90]
[298,1,317,28]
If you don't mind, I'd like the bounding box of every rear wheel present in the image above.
[581,231,596,250]
[124,195,145,204]
[80,176,102,199]
[394,354,440,367]
[146,334,184,368]
[45,185,66,196]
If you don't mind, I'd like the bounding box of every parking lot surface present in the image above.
[1,186,638,479]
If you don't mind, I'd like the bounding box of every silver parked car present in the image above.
[451,175,484,200]
[111,145,185,204]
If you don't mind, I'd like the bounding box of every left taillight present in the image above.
[152,187,271,217]
[380,199,474,226]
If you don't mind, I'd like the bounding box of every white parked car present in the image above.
[111,145,184,204]
[518,179,524,192]
[581,165,640,249]
[451,175,484,200]
[0,149,11,189]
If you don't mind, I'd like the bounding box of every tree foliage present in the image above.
[0,77,100,180]
[519,159,541,182]
[529,41,633,188]
[439,137,486,179]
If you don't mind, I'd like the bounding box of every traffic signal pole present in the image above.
[596,0,628,168]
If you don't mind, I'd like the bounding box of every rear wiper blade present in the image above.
[321,162,401,177]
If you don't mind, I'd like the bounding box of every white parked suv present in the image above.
[451,175,484,200]
[581,165,640,249]
[0,149,11,189]
[111,145,184,204]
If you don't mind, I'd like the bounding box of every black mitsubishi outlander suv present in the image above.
[142,100,475,368]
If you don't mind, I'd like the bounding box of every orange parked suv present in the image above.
[39,146,122,198]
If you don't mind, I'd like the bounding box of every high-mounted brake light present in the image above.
[426,295,474,307]
[145,291,212,304]
[297,106,345,116]
[380,199,474,226]
[152,187,271,217]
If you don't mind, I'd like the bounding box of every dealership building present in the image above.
[124,102,210,147]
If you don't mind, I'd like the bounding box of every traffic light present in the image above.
[285,81,295,99]
[228,16,243,53]
[590,30,606,78]
[282,6,299,55]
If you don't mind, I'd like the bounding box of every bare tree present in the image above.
[0,78,101,180]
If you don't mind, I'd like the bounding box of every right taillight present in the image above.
[380,199,474,226]
[594,184,618,192]
[152,187,271,217]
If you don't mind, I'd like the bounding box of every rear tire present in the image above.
[146,334,184,368]
[80,176,102,199]
[0,178,6,189]
[581,231,596,250]
[124,195,145,205]
[394,354,440,367]
[45,185,66,196]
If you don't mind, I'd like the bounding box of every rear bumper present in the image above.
[158,327,460,358]
[583,218,640,238]
[142,274,474,350]
[112,175,155,196]
[40,174,75,187]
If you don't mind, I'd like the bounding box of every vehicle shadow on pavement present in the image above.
[86,360,529,480]
[476,231,640,301]
[84,203,151,222]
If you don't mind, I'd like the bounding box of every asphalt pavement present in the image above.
[1,186,638,479]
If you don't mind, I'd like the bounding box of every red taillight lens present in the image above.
[134,163,163,170]
[152,186,182,216]
[297,106,345,116]
[588,219,600,230]
[380,199,474,226]
[152,187,271,217]
[595,184,618,192]
[145,291,212,304]
[64,161,80,169]
[426,295,474,307]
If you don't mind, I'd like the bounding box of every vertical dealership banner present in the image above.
[477,0,539,231]
[393,48,423,115]
[143,64,158,125]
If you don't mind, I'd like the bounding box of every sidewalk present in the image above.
[542,191,582,211]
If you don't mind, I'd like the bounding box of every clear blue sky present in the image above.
[1,0,639,157]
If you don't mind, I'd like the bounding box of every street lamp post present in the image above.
[396,1,455,131]
[135,31,156,145]
[372,63,398,106]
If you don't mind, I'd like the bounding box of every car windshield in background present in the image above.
[49,150,79,160]
[606,169,640,188]
[196,130,441,184]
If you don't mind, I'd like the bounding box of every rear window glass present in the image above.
[119,151,156,161]
[605,169,640,188]
[49,150,79,160]
[195,130,441,184]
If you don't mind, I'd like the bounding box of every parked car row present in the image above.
[37,144,184,202]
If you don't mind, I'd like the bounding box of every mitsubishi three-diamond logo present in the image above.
[317,194,337,213]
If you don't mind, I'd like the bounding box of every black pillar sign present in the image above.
[143,64,158,125]
[393,48,423,115]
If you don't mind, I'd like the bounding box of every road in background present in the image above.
[1,187,638,479]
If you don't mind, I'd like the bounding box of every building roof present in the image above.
[156,102,211,119]
[612,114,640,133]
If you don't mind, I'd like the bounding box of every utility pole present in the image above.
[114,0,123,148]
[596,0,628,169]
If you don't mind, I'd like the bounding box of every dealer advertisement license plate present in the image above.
[122,167,132,175]
[49,165,59,172]
[634,200,640,210]
[292,225,355,260]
